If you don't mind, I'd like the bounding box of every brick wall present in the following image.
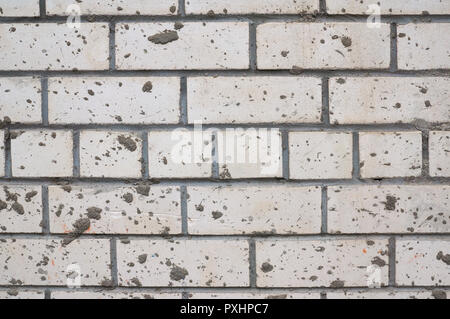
[0,0,449,299]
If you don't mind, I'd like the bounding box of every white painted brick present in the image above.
[217,129,283,178]
[48,77,180,124]
[148,130,213,178]
[0,239,111,286]
[329,77,450,124]
[327,0,450,15]
[49,185,181,234]
[0,23,109,71]
[396,239,450,286]
[0,185,42,233]
[80,131,142,178]
[186,0,319,14]
[0,290,44,299]
[327,289,449,299]
[11,130,73,177]
[0,77,42,124]
[429,131,450,177]
[359,131,422,178]
[187,77,322,124]
[0,0,39,17]
[398,24,450,70]
[188,291,320,299]
[328,185,450,234]
[117,239,249,287]
[257,23,390,69]
[0,130,4,177]
[47,0,178,16]
[289,132,353,179]
[187,185,321,235]
[256,239,389,287]
[116,22,249,70]
[51,290,181,299]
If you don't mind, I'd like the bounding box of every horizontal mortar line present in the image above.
[0,286,447,293]
[41,286,450,293]
[0,233,449,240]
[1,70,450,77]
[0,176,449,185]
[1,14,450,23]
[0,123,445,131]
[0,177,448,186]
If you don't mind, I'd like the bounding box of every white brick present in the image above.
[47,0,178,15]
[116,22,249,70]
[188,291,320,299]
[396,239,450,286]
[256,239,389,287]
[289,132,353,179]
[0,239,111,286]
[186,0,319,14]
[359,131,422,178]
[327,289,449,299]
[327,0,450,15]
[187,185,321,235]
[80,131,142,178]
[0,77,42,124]
[0,0,39,17]
[0,185,42,233]
[11,130,73,177]
[48,77,180,124]
[329,77,450,124]
[429,131,450,177]
[398,24,450,70]
[0,130,4,177]
[187,77,322,124]
[0,23,109,71]
[117,239,249,287]
[217,129,282,178]
[51,290,181,299]
[328,185,450,234]
[49,185,181,234]
[257,23,390,70]
[148,130,213,178]
[0,290,44,299]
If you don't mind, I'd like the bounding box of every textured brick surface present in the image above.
[396,239,450,286]
[429,131,450,177]
[0,239,111,286]
[289,132,353,179]
[117,239,249,287]
[0,185,42,233]
[328,185,450,234]
[327,0,450,15]
[186,0,319,14]
[49,185,181,234]
[359,131,422,178]
[46,0,178,16]
[257,23,390,69]
[0,77,41,124]
[48,77,180,124]
[188,77,322,124]
[256,239,389,287]
[11,130,73,177]
[329,77,450,124]
[0,0,449,300]
[398,24,450,70]
[0,23,109,71]
[187,185,321,234]
[79,131,143,178]
[116,22,249,70]
[0,0,39,17]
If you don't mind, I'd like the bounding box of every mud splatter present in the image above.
[86,207,102,220]
[384,195,397,211]
[261,262,274,273]
[170,265,189,281]
[117,135,137,152]
[148,30,179,45]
